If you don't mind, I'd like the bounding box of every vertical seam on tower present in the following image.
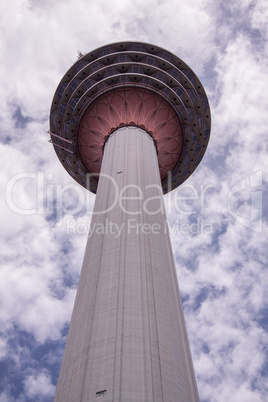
[148,145,165,401]
[119,128,128,402]
[149,146,164,402]
[141,130,155,401]
[112,130,120,400]
[111,130,123,401]
[111,128,127,401]
[137,129,148,399]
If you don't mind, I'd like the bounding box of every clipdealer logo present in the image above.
[5,170,263,233]
[66,217,213,237]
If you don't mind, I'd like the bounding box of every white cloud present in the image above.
[24,371,55,398]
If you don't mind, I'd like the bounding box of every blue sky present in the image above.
[1,0,267,401]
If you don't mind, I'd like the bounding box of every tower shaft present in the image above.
[54,126,199,401]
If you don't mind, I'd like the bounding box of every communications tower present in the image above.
[49,42,211,402]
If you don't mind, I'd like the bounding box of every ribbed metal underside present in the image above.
[78,87,182,180]
[54,127,199,402]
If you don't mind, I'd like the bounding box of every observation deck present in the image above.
[49,41,211,194]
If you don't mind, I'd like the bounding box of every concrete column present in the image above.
[54,126,199,402]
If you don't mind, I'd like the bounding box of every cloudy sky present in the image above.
[1,0,267,401]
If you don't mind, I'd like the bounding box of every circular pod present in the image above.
[49,42,211,194]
